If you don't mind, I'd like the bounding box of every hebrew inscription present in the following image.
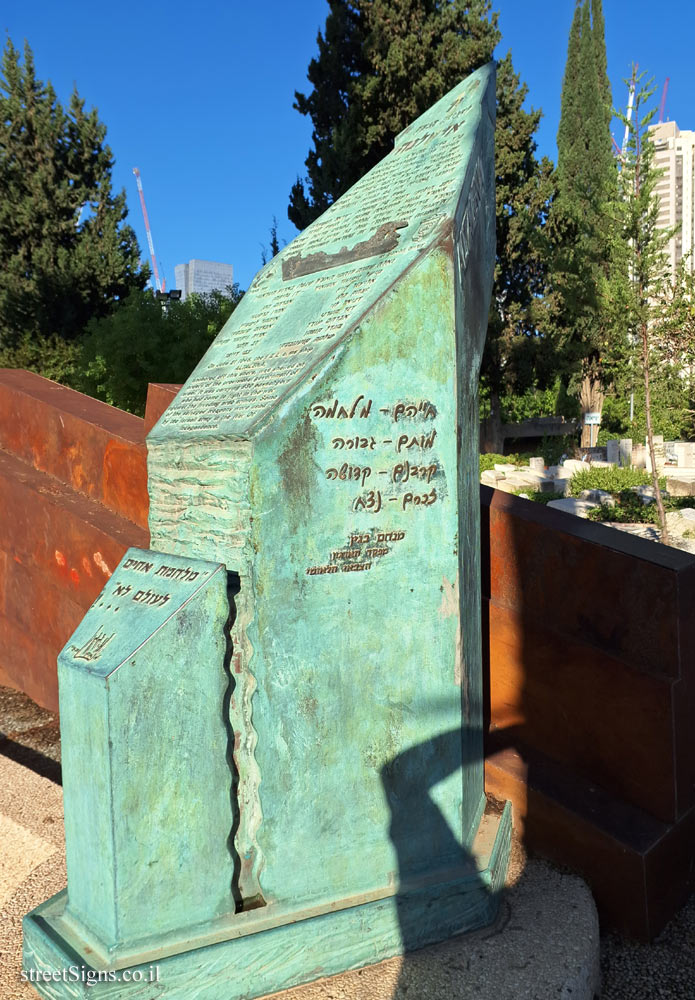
[151,70,486,439]
[64,549,218,668]
[305,390,447,576]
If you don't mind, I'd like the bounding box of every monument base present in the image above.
[23,804,511,1000]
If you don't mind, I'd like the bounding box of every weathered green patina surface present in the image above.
[24,62,510,999]
[36,548,231,967]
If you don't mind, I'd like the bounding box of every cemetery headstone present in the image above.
[606,440,619,465]
[632,443,646,469]
[619,438,632,468]
[24,62,510,1000]
[676,442,695,468]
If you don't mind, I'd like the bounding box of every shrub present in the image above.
[566,466,658,497]
[587,492,694,524]
[479,452,531,474]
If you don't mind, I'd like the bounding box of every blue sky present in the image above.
[2,1,690,291]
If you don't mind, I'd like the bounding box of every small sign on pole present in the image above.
[584,412,601,449]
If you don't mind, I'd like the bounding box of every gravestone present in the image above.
[606,439,619,465]
[619,438,632,468]
[674,441,695,468]
[632,443,647,469]
[24,62,510,999]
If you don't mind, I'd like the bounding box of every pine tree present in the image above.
[289,1,553,413]
[0,40,146,350]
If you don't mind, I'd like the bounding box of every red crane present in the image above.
[659,78,670,123]
[132,168,162,293]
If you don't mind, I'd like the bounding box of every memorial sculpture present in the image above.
[24,62,510,999]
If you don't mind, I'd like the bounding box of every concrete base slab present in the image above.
[23,806,514,999]
[270,859,600,1000]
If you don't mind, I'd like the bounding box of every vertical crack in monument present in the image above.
[23,62,512,999]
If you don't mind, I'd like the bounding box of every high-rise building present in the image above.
[649,121,695,275]
[174,259,235,300]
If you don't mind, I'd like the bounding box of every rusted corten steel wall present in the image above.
[0,371,150,710]
[481,484,695,940]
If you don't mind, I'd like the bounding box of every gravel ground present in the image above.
[600,895,695,999]
[1,684,694,998]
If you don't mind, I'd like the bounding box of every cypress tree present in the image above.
[0,40,146,349]
[556,1,582,199]
[557,1,613,220]
[591,0,612,115]
[547,1,617,441]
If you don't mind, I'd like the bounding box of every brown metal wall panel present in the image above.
[488,601,676,823]
[0,446,147,709]
[0,449,147,598]
[143,383,182,436]
[0,369,148,528]
[483,485,690,680]
[644,806,695,938]
[673,562,695,816]
[3,559,87,652]
[0,614,61,712]
[485,746,655,940]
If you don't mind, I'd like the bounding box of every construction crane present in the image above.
[659,77,670,123]
[132,168,162,293]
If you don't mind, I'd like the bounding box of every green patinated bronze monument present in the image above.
[24,62,510,999]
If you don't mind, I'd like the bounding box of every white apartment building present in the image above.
[174,259,235,301]
[649,121,695,275]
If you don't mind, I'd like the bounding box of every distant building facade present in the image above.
[174,259,235,300]
[649,121,695,275]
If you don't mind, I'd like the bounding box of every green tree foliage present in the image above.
[0,331,81,385]
[556,0,613,208]
[77,286,244,415]
[289,0,553,405]
[546,1,616,438]
[604,73,674,539]
[289,1,369,225]
[598,261,695,447]
[260,216,282,265]
[487,53,555,403]
[0,40,146,352]
[591,0,611,112]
